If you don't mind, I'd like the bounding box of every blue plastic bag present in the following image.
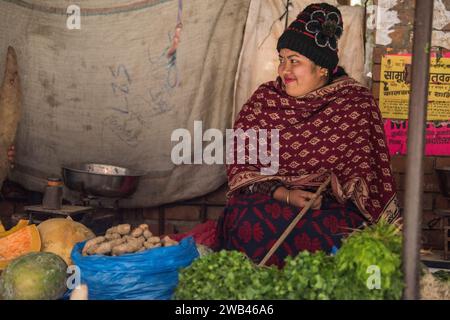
[71,236,199,300]
[330,246,339,255]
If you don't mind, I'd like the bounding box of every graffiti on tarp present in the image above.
[104,63,145,147]
[144,38,178,116]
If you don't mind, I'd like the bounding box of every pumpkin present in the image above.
[0,252,67,300]
[0,219,29,238]
[37,218,95,266]
[0,224,41,270]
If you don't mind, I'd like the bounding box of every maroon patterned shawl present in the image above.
[227,76,399,223]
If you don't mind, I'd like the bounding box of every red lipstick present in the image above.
[284,76,296,84]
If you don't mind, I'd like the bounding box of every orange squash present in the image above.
[0,219,29,238]
[0,224,41,270]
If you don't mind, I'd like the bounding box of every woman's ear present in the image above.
[320,68,329,78]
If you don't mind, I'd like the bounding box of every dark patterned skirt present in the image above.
[214,192,365,268]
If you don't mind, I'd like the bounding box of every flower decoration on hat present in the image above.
[305,10,343,51]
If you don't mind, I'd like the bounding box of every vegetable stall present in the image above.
[0,215,449,300]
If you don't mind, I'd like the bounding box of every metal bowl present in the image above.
[62,163,145,198]
[436,167,450,198]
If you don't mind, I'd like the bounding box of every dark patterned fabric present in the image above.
[227,76,400,223]
[214,192,365,268]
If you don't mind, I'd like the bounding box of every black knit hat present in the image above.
[277,2,343,70]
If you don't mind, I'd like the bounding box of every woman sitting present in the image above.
[214,3,399,267]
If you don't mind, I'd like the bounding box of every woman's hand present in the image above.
[274,187,322,210]
[7,145,15,168]
[290,189,322,210]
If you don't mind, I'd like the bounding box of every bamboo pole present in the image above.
[258,176,331,266]
[402,0,434,300]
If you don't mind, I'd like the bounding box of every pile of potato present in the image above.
[82,224,179,256]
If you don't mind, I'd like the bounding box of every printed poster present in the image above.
[379,54,450,121]
[384,119,450,156]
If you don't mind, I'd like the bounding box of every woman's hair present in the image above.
[327,66,348,84]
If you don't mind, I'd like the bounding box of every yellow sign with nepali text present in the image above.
[379,54,450,120]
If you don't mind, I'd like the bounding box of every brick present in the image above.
[394,173,404,191]
[121,209,143,224]
[395,174,440,192]
[372,64,381,82]
[397,192,432,210]
[435,195,450,210]
[436,162,450,197]
[146,222,160,236]
[371,82,381,100]
[144,221,176,236]
[435,157,450,169]
[423,174,440,193]
[422,210,442,229]
[207,206,225,221]
[396,191,405,207]
[391,156,406,173]
[181,195,205,205]
[421,229,444,251]
[165,206,202,221]
[372,46,385,64]
[143,207,160,220]
[391,157,436,174]
[164,222,176,236]
[424,158,436,174]
[172,221,201,234]
[205,183,228,204]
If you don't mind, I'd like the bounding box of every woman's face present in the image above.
[278,48,328,97]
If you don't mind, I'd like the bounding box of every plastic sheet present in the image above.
[71,236,199,300]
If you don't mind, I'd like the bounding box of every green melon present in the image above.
[0,252,68,300]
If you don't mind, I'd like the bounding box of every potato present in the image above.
[144,241,153,249]
[148,236,161,244]
[131,227,144,238]
[82,236,106,256]
[92,242,113,255]
[105,232,121,241]
[162,235,179,247]
[111,243,130,256]
[143,230,153,239]
[106,224,131,236]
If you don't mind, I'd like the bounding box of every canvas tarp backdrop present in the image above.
[233,0,366,120]
[0,0,250,207]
